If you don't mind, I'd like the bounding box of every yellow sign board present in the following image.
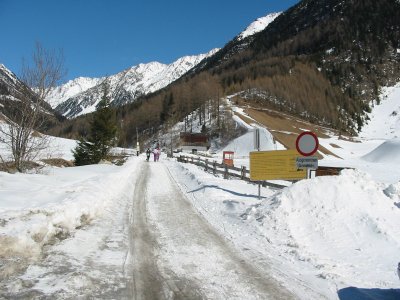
[250,149,307,181]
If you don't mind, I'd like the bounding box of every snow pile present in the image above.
[168,159,400,298]
[362,138,400,164]
[0,159,138,259]
[384,182,400,204]
[244,169,400,288]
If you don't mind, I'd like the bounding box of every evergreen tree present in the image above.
[72,138,95,166]
[73,83,117,165]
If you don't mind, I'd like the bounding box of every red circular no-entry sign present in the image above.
[296,131,319,156]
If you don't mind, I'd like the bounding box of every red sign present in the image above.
[296,132,319,156]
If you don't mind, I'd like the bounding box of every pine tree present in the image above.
[72,138,95,166]
[73,82,117,165]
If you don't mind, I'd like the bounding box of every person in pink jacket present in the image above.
[153,147,160,162]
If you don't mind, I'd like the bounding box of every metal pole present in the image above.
[255,128,261,199]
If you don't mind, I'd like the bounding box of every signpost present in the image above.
[295,131,319,156]
[250,150,307,181]
[253,128,261,198]
[254,128,260,151]
[295,131,319,178]
[296,156,318,170]
[249,131,319,199]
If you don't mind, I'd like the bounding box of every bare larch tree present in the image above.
[0,42,66,172]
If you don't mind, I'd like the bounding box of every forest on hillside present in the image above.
[46,0,400,146]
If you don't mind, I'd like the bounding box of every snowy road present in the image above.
[127,161,296,299]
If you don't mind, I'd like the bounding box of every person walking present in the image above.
[153,147,158,162]
[146,148,151,161]
[153,146,161,162]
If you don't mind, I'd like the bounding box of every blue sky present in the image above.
[0,0,299,82]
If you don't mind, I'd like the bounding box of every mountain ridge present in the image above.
[46,11,281,119]
[49,49,219,118]
[0,63,62,130]
[190,0,400,133]
[46,1,400,146]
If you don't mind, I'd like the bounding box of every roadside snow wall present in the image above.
[0,159,138,260]
[245,169,400,287]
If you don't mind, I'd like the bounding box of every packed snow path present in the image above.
[126,161,296,299]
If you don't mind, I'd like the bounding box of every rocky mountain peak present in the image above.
[50,48,219,119]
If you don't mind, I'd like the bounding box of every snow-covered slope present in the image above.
[362,138,400,163]
[192,12,282,73]
[238,12,281,40]
[50,49,219,119]
[0,63,28,103]
[0,64,54,120]
[359,83,400,140]
[0,64,19,87]
[46,77,103,109]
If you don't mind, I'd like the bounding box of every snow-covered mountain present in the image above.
[49,49,219,119]
[0,64,20,120]
[238,12,281,40]
[46,77,103,109]
[0,64,19,89]
[189,12,281,74]
[0,64,54,121]
[0,63,28,104]
[48,12,281,120]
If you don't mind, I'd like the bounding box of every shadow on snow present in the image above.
[187,185,265,199]
[338,287,400,300]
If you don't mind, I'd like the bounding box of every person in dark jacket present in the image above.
[146,148,151,161]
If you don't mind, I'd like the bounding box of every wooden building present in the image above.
[179,132,209,153]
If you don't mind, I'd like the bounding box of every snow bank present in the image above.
[0,159,138,260]
[245,169,400,288]
[384,182,400,204]
[169,158,400,297]
[362,138,400,164]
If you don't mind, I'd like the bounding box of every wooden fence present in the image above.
[177,155,348,191]
[177,155,286,190]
